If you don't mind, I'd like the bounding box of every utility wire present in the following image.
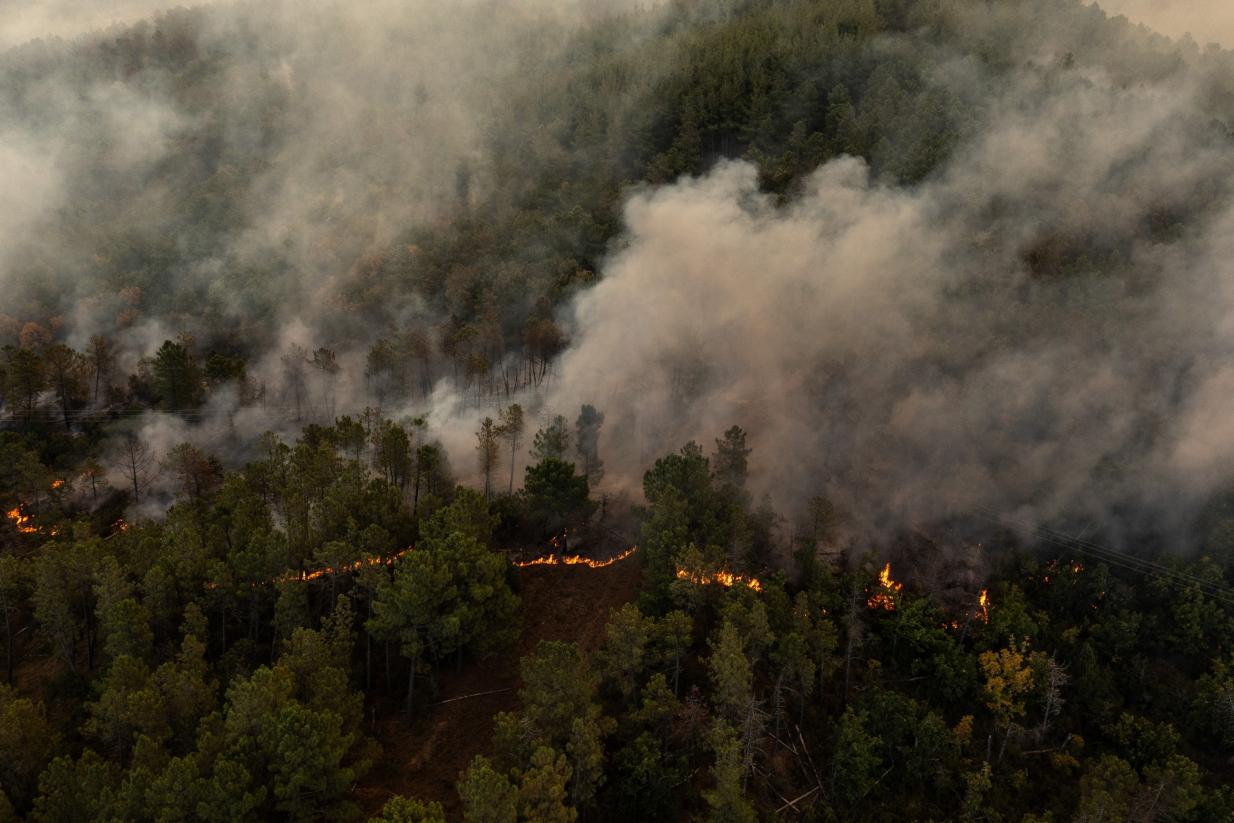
[972,507,1234,607]
[979,506,1233,596]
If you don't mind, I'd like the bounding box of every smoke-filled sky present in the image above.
[1097,0,1234,49]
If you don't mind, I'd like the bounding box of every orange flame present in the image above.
[215,543,640,591]
[51,480,64,489]
[546,529,578,552]
[514,546,638,569]
[867,563,902,610]
[978,589,989,623]
[7,506,38,534]
[674,566,762,593]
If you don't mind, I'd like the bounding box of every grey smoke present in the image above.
[553,54,1234,549]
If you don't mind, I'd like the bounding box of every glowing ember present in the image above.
[674,566,762,593]
[515,546,638,569]
[867,563,902,610]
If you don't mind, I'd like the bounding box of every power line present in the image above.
[972,507,1234,607]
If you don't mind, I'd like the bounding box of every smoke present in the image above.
[0,0,653,344]
[552,59,1234,548]
[7,0,1234,552]
[0,0,173,51]
[1095,0,1234,50]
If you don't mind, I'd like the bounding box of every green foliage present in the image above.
[0,685,58,811]
[151,340,202,411]
[524,458,597,547]
[519,640,602,748]
[702,724,756,823]
[829,708,883,806]
[376,795,447,822]
[573,405,605,483]
[712,426,751,488]
[419,487,499,547]
[530,416,571,463]
[260,705,360,821]
[514,747,576,823]
[596,603,653,702]
[459,755,518,823]
[707,621,751,722]
[1102,713,1180,771]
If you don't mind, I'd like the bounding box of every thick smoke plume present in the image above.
[554,59,1234,548]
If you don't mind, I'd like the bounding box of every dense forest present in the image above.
[3,0,1234,820]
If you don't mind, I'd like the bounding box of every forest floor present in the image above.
[352,551,644,820]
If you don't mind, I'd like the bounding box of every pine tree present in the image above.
[514,747,576,823]
[574,405,604,484]
[458,755,518,823]
[708,622,751,723]
[702,724,756,823]
[375,795,447,822]
[370,546,457,727]
[476,417,502,500]
[596,603,651,705]
[530,415,571,462]
[498,404,525,494]
[712,426,751,488]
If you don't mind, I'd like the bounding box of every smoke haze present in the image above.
[552,44,1234,548]
[5,0,1234,552]
[1096,0,1234,49]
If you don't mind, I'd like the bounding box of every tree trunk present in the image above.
[800,674,807,731]
[819,642,827,710]
[998,722,1015,765]
[773,672,784,754]
[3,600,11,684]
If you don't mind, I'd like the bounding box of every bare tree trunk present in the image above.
[998,722,1015,764]
[843,584,861,706]
[773,671,784,754]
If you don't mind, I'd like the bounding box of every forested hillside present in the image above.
[3,0,1234,821]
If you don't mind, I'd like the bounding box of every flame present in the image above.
[213,543,640,591]
[514,546,637,569]
[7,506,38,534]
[674,566,762,593]
[867,563,902,610]
[978,589,989,623]
[51,480,64,489]
[546,529,577,552]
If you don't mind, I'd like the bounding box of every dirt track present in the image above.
[353,556,643,819]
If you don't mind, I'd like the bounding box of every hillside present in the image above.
[2,0,1234,822]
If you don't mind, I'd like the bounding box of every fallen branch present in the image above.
[428,687,510,706]
[776,786,821,814]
